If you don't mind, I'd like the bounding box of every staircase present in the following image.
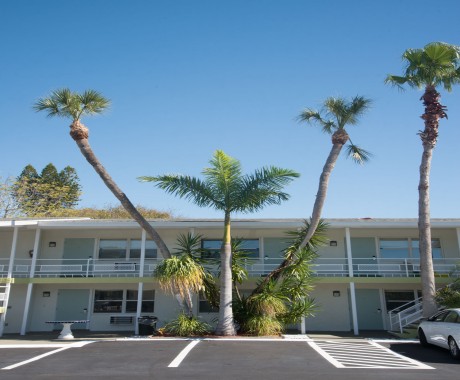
[0,281,11,336]
[388,297,424,334]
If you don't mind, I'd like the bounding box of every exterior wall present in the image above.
[1,219,460,335]
[304,284,351,331]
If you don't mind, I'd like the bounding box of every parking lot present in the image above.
[0,337,458,380]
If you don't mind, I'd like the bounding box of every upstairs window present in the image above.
[201,239,260,259]
[98,239,157,259]
[379,238,442,259]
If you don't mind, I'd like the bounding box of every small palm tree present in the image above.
[297,96,372,249]
[140,150,299,335]
[34,89,171,259]
[385,42,460,317]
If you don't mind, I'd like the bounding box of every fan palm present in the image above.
[385,42,460,317]
[140,149,299,335]
[297,96,372,249]
[33,89,172,259]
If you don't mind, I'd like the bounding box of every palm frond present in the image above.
[298,109,336,134]
[235,167,299,213]
[139,175,222,210]
[345,143,372,164]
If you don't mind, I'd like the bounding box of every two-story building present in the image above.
[1,217,459,336]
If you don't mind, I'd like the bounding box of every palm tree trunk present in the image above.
[418,143,437,317]
[74,138,172,259]
[253,139,345,294]
[418,85,446,317]
[215,212,236,336]
[299,132,347,249]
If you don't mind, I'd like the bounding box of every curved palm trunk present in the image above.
[215,212,236,335]
[299,129,348,249]
[418,85,447,317]
[253,130,348,293]
[75,137,171,258]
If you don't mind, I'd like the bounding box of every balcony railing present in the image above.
[0,257,459,279]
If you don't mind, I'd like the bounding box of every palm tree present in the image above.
[140,150,299,335]
[385,42,460,317]
[297,96,372,249]
[33,89,171,259]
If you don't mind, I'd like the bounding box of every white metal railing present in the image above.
[0,256,459,278]
[388,296,424,333]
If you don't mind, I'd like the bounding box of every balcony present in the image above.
[0,257,459,279]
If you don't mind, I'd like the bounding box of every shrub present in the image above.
[163,313,211,337]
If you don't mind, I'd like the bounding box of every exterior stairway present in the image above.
[388,296,424,334]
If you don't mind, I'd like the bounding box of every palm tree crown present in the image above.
[140,150,299,214]
[34,88,110,121]
[298,96,372,164]
[385,42,460,91]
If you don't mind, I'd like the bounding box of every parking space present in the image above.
[0,338,458,380]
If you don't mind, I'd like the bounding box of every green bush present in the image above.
[163,313,211,337]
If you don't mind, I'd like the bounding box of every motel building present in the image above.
[1,217,460,337]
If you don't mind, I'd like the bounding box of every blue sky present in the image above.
[1,0,459,219]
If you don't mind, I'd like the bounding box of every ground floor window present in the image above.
[384,290,421,312]
[93,290,155,313]
[198,292,218,313]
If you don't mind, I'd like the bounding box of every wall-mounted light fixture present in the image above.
[42,291,51,297]
[332,290,341,297]
[329,241,337,247]
[28,250,34,258]
[48,242,56,248]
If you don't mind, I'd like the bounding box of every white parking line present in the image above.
[307,340,434,369]
[168,340,200,368]
[1,341,95,370]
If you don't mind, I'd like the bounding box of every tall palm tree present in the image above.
[140,150,299,335]
[298,96,372,248]
[385,42,460,317]
[33,89,172,259]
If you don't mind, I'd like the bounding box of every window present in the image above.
[379,240,409,259]
[410,239,442,259]
[384,290,418,312]
[130,240,157,259]
[444,311,460,323]
[201,239,260,259]
[93,290,155,313]
[126,290,155,313]
[99,240,127,259]
[379,238,442,259]
[198,291,218,313]
[98,239,157,259]
[94,290,123,313]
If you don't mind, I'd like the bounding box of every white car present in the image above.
[418,308,460,359]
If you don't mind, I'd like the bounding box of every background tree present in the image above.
[34,89,172,259]
[385,42,460,317]
[140,149,299,335]
[12,163,81,216]
[0,177,20,218]
[49,204,171,219]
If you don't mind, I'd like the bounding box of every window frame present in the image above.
[378,238,443,259]
[97,239,158,260]
[93,289,155,314]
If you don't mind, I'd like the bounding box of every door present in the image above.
[55,289,90,330]
[354,289,384,330]
[63,238,95,275]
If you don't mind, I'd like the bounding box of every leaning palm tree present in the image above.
[297,96,372,248]
[385,42,460,317]
[140,150,299,335]
[33,89,171,259]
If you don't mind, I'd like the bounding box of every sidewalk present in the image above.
[0,329,402,346]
